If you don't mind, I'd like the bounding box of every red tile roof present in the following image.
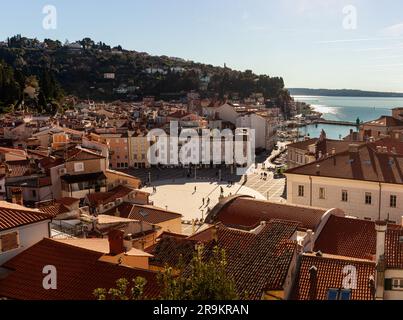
[38,203,70,218]
[363,116,403,127]
[105,202,182,224]
[0,203,50,232]
[314,216,377,261]
[0,239,160,300]
[206,195,327,231]
[65,147,105,162]
[86,185,134,206]
[148,220,300,300]
[6,160,31,177]
[291,254,376,300]
[385,225,403,269]
[56,197,80,207]
[286,141,403,184]
[128,205,182,224]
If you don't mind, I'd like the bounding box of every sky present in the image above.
[1,0,403,92]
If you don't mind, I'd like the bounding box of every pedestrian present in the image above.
[194,186,197,193]
[202,198,205,205]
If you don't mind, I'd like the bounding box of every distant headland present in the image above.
[289,88,403,98]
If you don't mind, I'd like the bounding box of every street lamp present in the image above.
[148,172,151,185]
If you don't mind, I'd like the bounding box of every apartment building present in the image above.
[285,139,403,222]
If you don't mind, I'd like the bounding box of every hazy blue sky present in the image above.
[1,0,403,92]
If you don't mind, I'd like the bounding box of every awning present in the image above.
[61,172,107,184]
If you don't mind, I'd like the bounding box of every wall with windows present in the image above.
[286,174,403,222]
[0,220,50,265]
[383,270,403,300]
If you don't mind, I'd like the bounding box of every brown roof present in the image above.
[206,195,327,231]
[128,205,182,224]
[363,116,403,127]
[39,157,65,171]
[291,254,375,300]
[0,239,160,300]
[38,203,70,218]
[65,147,105,162]
[148,220,299,300]
[6,160,31,177]
[314,216,376,261]
[287,138,319,150]
[286,140,403,184]
[56,197,80,207]
[86,185,134,207]
[0,202,50,232]
[385,225,403,269]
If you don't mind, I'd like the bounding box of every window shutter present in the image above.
[0,232,19,252]
[385,279,393,291]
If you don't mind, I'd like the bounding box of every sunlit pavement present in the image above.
[143,179,266,223]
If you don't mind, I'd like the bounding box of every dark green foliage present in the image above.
[0,35,291,110]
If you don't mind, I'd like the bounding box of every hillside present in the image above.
[0,35,291,113]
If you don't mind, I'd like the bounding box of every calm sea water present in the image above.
[293,95,403,139]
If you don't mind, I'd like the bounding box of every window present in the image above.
[339,289,352,300]
[390,195,397,208]
[392,279,403,290]
[327,289,339,300]
[365,192,372,205]
[298,185,304,197]
[342,190,348,202]
[319,188,326,200]
[0,232,19,253]
[327,288,352,300]
[74,162,84,173]
[32,190,37,198]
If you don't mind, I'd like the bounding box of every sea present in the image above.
[292,96,403,140]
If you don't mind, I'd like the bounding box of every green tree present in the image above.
[93,246,238,301]
[158,245,238,300]
[94,277,147,301]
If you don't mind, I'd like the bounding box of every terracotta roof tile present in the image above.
[38,203,70,218]
[148,220,300,300]
[286,140,403,184]
[314,216,377,261]
[206,196,327,231]
[291,254,376,300]
[0,202,50,232]
[0,239,160,300]
[128,205,182,224]
[86,185,134,206]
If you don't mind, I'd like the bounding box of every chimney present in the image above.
[375,221,387,264]
[306,229,314,252]
[108,229,125,256]
[375,221,387,300]
[376,146,382,153]
[211,225,218,242]
[382,146,388,154]
[331,148,336,155]
[308,265,318,300]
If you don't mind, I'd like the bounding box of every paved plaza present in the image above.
[129,144,287,235]
[142,178,266,223]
